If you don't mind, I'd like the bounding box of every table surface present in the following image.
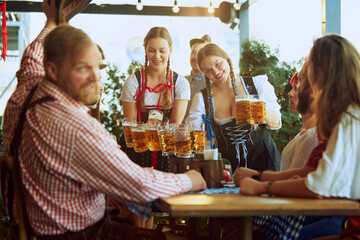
[156,193,360,217]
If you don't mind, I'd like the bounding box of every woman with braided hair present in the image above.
[186,43,281,173]
[119,26,190,228]
[121,26,190,125]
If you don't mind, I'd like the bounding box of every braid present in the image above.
[205,76,214,120]
[163,57,172,108]
[228,59,239,96]
[141,55,149,112]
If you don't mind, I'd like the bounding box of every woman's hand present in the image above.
[265,109,281,129]
[239,177,266,195]
[234,167,258,186]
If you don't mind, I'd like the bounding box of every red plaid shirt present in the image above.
[3,28,192,236]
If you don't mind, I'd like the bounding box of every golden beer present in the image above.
[251,101,266,123]
[158,131,175,156]
[190,130,205,153]
[146,129,161,151]
[123,126,133,148]
[131,130,148,153]
[235,99,252,124]
[174,140,191,157]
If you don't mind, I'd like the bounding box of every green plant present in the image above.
[240,38,303,151]
[100,61,143,142]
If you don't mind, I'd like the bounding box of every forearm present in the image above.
[170,99,188,124]
[269,178,319,198]
[122,102,137,120]
[72,128,192,203]
[261,166,315,181]
[16,28,51,88]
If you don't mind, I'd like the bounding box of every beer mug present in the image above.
[121,118,136,148]
[147,110,163,125]
[146,123,162,152]
[189,123,205,153]
[158,124,175,156]
[235,94,253,124]
[130,123,148,153]
[251,95,266,124]
[173,124,192,158]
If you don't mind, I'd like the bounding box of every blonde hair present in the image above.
[197,43,238,119]
[44,24,93,68]
[310,34,360,140]
[143,27,173,109]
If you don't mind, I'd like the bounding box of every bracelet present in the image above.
[251,171,263,181]
[266,179,276,196]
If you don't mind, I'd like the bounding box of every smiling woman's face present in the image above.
[199,55,230,84]
[145,37,172,71]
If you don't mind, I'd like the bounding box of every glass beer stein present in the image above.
[121,118,136,148]
[251,95,266,124]
[189,123,205,153]
[173,124,192,158]
[146,123,162,152]
[235,94,253,124]
[130,123,148,153]
[158,124,175,156]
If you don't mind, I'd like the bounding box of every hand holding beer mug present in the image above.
[131,122,149,153]
[235,94,253,124]
[174,124,192,158]
[158,124,175,156]
[190,123,205,153]
[251,95,266,124]
[121,118,136,148]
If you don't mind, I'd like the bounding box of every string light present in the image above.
[208,1,214,14]
[136,0,143,11]
[234,0,241,10]
[172,0,179,13]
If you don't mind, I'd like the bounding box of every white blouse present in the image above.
[120,71,190,108]
[281,128,318,171]
[305,105,360,199]
[186,75,282,129]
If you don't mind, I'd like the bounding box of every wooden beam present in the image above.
[6,1,218,17]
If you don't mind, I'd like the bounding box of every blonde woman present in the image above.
[186,43,281,173]
[119,26,190,228]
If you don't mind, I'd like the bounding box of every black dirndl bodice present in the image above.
[212,118,280,173]
[201,76,281,173]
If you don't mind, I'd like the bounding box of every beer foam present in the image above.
[148,110,164,124]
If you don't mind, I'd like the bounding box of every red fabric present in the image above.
[132,68,174,122]
[152,151,157,169]
[0,2,7,61]
[289,72,298,85]
[305,142,327,168]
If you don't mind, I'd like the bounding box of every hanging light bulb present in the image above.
[136,0,143,11]
[234,0,241,10]
[208,1,214,14]
[172,0,180,13]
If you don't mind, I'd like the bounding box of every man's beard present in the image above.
[65,82,101,105]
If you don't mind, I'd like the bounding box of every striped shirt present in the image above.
[3,28,192,236]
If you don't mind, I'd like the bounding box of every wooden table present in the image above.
[156,194,360,240]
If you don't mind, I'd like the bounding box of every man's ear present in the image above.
[45,61,58,82]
